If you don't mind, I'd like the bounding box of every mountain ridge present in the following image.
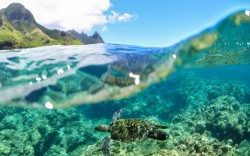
[0,3,104,50]
[67,29,104,45]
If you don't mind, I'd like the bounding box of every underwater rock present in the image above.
[207,84,225,100]
[237,140,250,155]
[61,121,97,153]
[195,122,206,134]
[0,106,99,155]
[0,108,5,121]
[172,95,249,145]
[149,149,179,156]
[44,145,68,156]
[173,74,250,110]
[83,139,162,156]
[0,114,23,130]
[174,133,237,155]
[205,96,247,144]
[224,83,250,103]
[0,129,34,155]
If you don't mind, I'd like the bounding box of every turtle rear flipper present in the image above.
[147,130,167,141]
[101,136,111,156]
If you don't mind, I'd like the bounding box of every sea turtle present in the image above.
[95,108,168,156]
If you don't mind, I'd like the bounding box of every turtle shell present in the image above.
[109,119,159,142]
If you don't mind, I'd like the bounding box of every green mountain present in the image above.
[0,3,103,50]
[67,30,104,44]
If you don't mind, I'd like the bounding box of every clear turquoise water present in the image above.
[0,11,249,155]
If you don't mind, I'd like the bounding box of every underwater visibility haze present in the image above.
[0,11,250,155]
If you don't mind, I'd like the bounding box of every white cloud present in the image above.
[108,11,119,23]
[0,0,136,32]
[118,13,135,22]
[107,11,136,23]
[102,25,108,32]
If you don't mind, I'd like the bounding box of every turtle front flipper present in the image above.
[112,108,125,123]
[101,136,111,156]
[147,130,167,141]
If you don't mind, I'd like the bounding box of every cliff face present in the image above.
[0,13,3,26]
[67,30,104,44]
[0,3,103,50]
[4,2,36,31]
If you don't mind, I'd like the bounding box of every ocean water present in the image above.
[0,11,250,155]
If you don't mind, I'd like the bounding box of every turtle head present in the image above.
[95,125,110,132]
[147,130,168,141]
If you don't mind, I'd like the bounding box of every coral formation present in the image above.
[0,107,98,155]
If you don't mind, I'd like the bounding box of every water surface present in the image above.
[0,11,250,156]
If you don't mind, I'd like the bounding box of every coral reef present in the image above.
[0,129,34,155]
[172,96,250,144]
[153,133,237,156]
[0,107,98,155]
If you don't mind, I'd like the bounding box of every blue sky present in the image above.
[0,0,250,47]
[97,0,250,47]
